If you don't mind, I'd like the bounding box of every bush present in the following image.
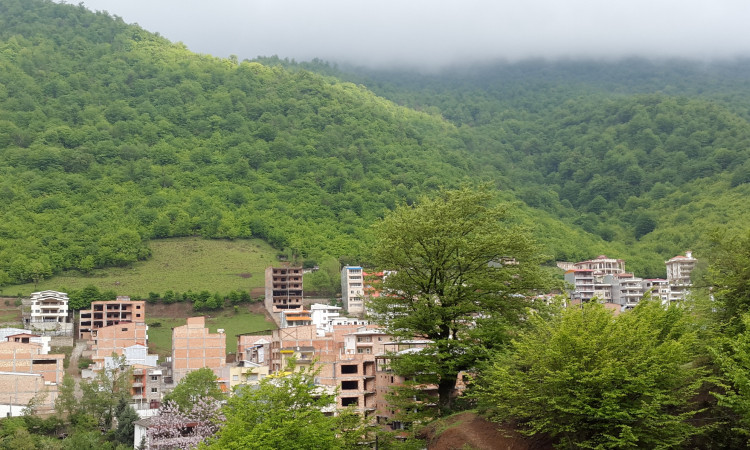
[78,357,94,371]
[147,292,160,304]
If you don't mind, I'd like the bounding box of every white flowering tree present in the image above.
[147,397,224,450]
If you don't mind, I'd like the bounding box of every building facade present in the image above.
[171,317,227,385]
[666,251,697,302]
[79,297,146,340]
[265,266,304,313]
[27,290,72,333]
[341,266,365,316]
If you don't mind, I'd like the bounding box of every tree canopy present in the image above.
[207,366,365,450]
[369,187,553,410]
[475,301,706,449]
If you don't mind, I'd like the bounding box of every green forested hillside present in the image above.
[0,0,482,285]
[295,59,750,276]
[1,0,749,286]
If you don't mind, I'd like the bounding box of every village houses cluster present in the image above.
[0,253,696,444]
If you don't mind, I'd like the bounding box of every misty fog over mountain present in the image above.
[72,0,750,69]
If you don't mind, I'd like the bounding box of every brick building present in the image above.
[0,341,65,416]
[79,297,146,340]
[265,266,304,313]
[171,317,227,385]
[91,322,149,366]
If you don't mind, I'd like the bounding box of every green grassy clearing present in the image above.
[6,237,278,298]
[147,308,274,358]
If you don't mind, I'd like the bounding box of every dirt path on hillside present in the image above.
[67,342,87,376]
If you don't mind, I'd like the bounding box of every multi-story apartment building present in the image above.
[267,324,389,415]
[341,266,365,316]
[642,279,671,304]
[131,364,164,411]
[574,255,626,275]
[666,251,697,302]
[79,297,146,340]
[375,340,436,430]
[171,317,227,385]
[566,256,627,304]
[608,273,644,307]
[564,269,596,302]
[27,290,71,333]
[265,266,304,312]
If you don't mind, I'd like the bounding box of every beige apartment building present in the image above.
[79,297,146,340]
[171,317,226,385]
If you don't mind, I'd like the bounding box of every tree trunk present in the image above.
[437,375,458,413]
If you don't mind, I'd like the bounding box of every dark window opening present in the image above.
[341,397,359,407]
[341,365,358,374]
[341,380,358,390]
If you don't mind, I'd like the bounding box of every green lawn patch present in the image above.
[147,307,274,358]
[7,237,278,298]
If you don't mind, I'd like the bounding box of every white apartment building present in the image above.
[341,265,365,316]
[642,279,671,304]
[27,291,72,333]
[574,255,625,275]
[666,251,697,302]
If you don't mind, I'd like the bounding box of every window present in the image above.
[151,376,158,381]
[136,305,141,309]
[121,327,128,331]
[341,365,358,374]
[357,348,372,354]
[341,381,358,390]
[136,314,141,318]
[232,375,239,381]
[151,388,158,393]
[341,397,359,407]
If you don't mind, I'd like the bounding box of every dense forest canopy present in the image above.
[0,0,749,285]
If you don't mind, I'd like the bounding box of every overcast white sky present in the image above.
[68,0,750,69]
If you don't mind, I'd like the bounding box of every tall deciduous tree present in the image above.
[369,187,551,411]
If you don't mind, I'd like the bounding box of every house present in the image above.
[26,290,72,334]
[0,328,51,354]
[280,309,312,328]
